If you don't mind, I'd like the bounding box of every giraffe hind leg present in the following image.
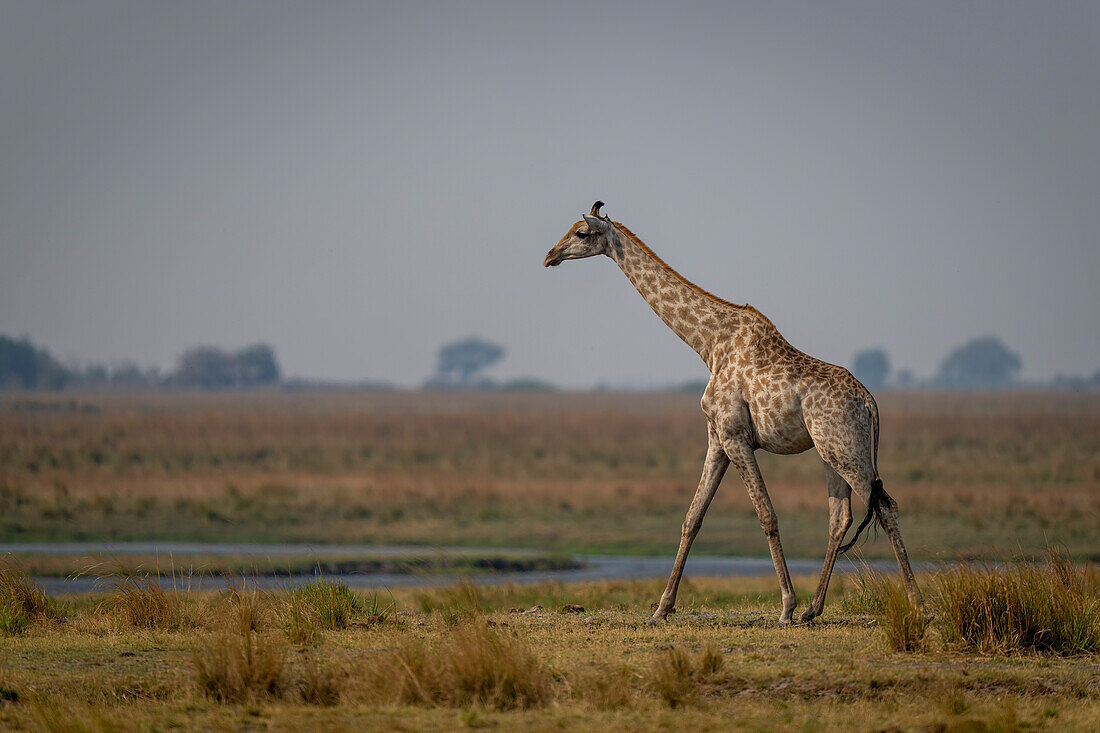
[800,461,852,623]
[833,465,922,608]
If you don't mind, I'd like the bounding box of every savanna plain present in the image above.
[1,390,1098,731]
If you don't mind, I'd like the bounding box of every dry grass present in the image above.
[855,568,929,651]
[648,643,727,708]
[0,575,1099,730]
[358,620,552,710]
[1,558,57,635]
[192,583,286,702]
[94,563,196,631]
[0,390,1096,558]
[297,654,340,706]
[277,579,388,644]
[934,550,1100,655]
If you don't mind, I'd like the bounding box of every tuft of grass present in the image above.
[193,629,287,703]
[0,601,28,636]
[31,700,119,733]
[219,572,266,633]
[416,578,484,623]
[360,621,550,710]
[935,550,1100,655]
[193,572,288,702]
[571,664,633,711]
[193,607,286,702]
[1,557,60,635]
[650,647,695,708]
[840,567,887,616]
[97,566,183,630]
[298,655,340,706]
[279,590,318,646]
[280,580,386,640]
[649,644,726,708]
[697,643,724,676]
[857,569,928,652]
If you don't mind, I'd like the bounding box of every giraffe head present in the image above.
[544,201,616,267]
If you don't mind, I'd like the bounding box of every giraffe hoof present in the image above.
[798,610,818,625]
[646,615,667,627]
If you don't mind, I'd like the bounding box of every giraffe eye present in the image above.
[576,230,589,239]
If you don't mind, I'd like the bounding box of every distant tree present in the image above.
[851,348,891,389]
[435,337,505,386]
[236,344,281,385]
[935,337,1021,389]
[1050,370,1100,392]
[110,362,151,388]
[0,335,43,388]
[173,344,281,389]
[82,364,110,387]
[0,334,71,389]
[175,347,237,388]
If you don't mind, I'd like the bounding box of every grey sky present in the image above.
[1,1,1097,388]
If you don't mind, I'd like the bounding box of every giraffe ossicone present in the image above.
[544,201,923,625]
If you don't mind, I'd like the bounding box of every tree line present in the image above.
[0,335,280,390]
[852,336,1099,391]
[1,332,1095,392]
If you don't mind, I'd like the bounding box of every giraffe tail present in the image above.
[838,478,887,554]
[839,401,892,554]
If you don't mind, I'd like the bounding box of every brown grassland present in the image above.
[0,389,1098,730]
[0,390,1097,558]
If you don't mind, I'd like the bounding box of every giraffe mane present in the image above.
[612,222,774,326]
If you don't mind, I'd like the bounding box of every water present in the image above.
[0,542,916,596]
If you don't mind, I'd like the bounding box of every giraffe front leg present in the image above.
[648,425,729,625]
[724,439,798,625]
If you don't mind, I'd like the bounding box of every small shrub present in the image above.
[935,551,1100,655]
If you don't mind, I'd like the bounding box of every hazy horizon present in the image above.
[3,1,1097,388]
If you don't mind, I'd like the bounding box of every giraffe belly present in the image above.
[749,403,815,455]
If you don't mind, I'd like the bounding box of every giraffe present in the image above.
[544,201,922,625]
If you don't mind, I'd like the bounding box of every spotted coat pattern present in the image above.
[545,206,921,624]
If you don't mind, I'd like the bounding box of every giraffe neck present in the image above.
[607,223,747,370]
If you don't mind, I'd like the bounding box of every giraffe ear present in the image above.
[583,214,611,233]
